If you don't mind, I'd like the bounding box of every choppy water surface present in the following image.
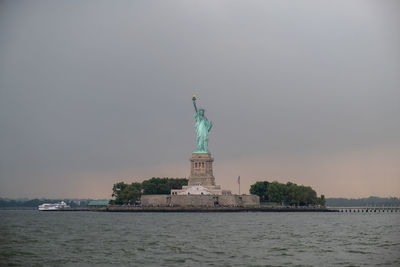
[0,211,399,266]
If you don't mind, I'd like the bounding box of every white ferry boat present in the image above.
[38,201,70,211]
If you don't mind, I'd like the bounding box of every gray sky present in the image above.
[1,0,399,199]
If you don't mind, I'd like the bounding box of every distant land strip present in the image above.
[1,196,399,209]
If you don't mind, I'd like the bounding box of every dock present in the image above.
[331,207,400,213]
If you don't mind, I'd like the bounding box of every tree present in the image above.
[286,182,300,205]
[110,177,188,205]
[249,181,269,202]
[166,178,189,191]
[142,177,188,195]
[267,181,288,204]
[111,182,142,205]
[249,180,324,206]
[316,194,326,206]
[286,183,317,206]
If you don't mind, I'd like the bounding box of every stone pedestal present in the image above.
[171,152,232,196]
[188,153,215,186]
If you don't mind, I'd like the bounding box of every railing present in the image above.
[327,206,400,212]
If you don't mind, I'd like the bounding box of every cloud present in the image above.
[0,1,399,198]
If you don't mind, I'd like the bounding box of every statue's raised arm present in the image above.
[192,95,198,114]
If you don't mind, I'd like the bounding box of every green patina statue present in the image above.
[192,95,213,153]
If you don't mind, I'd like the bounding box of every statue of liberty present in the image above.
[192,95,212,153]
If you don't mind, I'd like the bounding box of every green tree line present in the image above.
[250,181,326,206]
[110,177,188,205]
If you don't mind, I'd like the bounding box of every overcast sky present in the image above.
[1,0,399,199]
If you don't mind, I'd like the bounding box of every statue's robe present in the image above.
[194,112,212,153]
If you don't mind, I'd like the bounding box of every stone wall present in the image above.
[141,195,169,206]
[237,195,260,207]
[141,194,260,207]
[171,195,216,207]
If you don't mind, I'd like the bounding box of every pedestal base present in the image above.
[171,185,232,196]
[188,153,215,186]
[171,152,232,196]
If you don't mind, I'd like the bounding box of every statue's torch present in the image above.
[192,95,198,113]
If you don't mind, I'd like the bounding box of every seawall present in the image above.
[54,206,338,212]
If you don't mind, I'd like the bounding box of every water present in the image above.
[0,211,399,266]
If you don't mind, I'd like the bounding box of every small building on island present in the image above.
[88,200,110,208]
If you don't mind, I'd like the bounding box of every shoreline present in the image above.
[40,206,339,212]
[4,206,400,212]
